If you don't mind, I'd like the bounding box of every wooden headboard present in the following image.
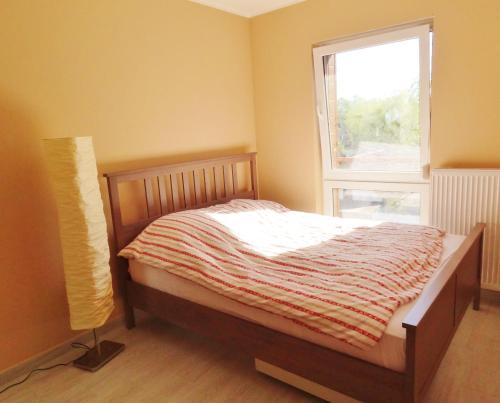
[104,152,258,252]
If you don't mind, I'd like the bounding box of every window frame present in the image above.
[313,24,432,224]
[323,180,429,224]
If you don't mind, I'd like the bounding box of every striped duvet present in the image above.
[119,199,444,349]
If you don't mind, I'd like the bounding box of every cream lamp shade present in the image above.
[43,137,114,330]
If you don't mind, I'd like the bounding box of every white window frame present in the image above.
[323,181,430,224]
[313,24,432,224]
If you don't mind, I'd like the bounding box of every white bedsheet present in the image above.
[129,233,465,372]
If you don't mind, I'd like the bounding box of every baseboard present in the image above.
[0,314,124,387]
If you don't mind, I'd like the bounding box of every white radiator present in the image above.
[431,169,500,291]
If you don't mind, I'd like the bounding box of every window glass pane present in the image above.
[336,189,420,224]
[325,38,421,172]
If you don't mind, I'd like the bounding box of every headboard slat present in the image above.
[194,170,202,204]
[231,163,238,194]
[144,178,155,217]
[204,168,213,202]
[214,166,224,200]
[224,164,233,196]
[157,176,168,215]
[170,174,180,212]
[182,172,191,208]
[250,158,259,199]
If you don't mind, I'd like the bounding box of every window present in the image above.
[313,24,431,224]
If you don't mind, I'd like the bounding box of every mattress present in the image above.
[129,233,465,372]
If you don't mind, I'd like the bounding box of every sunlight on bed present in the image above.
[206,208,381,258]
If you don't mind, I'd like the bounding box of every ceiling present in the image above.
[189,0,306,18]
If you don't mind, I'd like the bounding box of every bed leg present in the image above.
[117,257,136,329]
[473,230,484,311]
[404,326,417,403]
[473,287,481,311]
[124,304,136,329]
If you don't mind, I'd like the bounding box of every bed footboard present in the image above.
[402,223,485,403]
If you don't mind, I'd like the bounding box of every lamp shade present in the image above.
[43,137,114,330]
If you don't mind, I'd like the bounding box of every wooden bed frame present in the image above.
[104,153,484,403]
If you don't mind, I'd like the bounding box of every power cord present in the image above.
[0,342,91,395]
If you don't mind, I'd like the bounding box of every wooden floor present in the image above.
[2,293,499,403]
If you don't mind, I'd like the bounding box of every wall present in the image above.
[251,0,500,213]
[0,0,255,372]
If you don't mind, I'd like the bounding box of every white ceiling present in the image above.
[189,0,306,18]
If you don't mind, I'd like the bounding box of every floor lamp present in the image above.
[43,136,124,371]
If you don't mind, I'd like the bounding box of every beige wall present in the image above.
[251,0,500,213]
[2,0,500,373]
[0,0,255,372]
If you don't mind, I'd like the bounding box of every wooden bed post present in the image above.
[105,175,136,329]
[403,327,417,403]
[118,257,136,329]
[473,229,484,311]
[250,155,259,199]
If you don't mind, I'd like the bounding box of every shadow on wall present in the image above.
[0,95,75,371]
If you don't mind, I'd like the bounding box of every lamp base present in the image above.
[73,340,125,372]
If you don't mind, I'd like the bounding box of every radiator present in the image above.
[431,169,500,290]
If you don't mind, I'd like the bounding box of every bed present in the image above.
[104,153,484,403]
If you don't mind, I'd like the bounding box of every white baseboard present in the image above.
[0,314,124,388]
